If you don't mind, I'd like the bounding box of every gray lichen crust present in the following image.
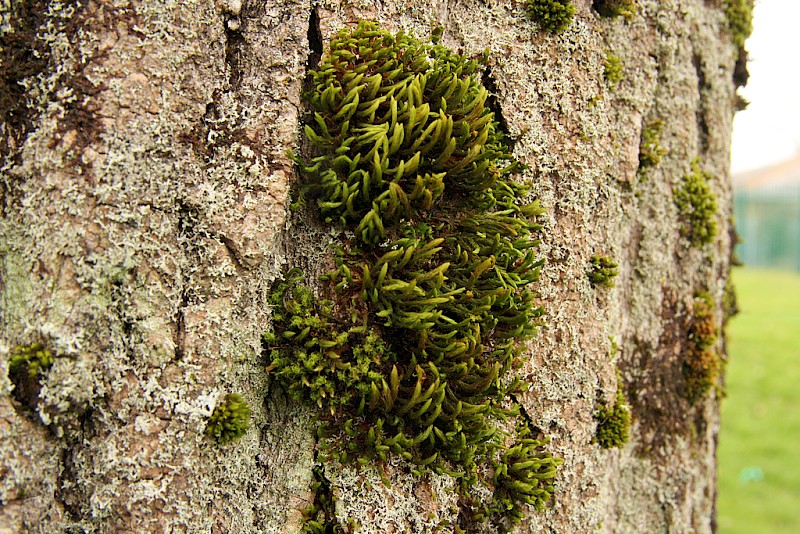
[1,0,738,532]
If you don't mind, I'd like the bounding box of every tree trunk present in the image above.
[1,0,739,532]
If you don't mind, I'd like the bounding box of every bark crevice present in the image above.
[692,50,711,154]
[482,66,515,152]
[224,8,247,91]
[307,5,323,73]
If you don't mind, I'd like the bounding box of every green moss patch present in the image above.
[525,0,576,34]
[7,342,54,409]
[8,342,53,379]
[674,160,718,247]
[724,0,754,48]
[593,0,636,20]
[683,291,721,403]
[603,52,623,90]
[638,119,667,170]
[594,378,631,449]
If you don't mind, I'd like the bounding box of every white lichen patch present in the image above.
[329,457,461,533]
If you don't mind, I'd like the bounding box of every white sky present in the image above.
[730,1,800,174]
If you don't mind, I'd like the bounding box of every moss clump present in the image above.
[603,52,623,90]
[205,393,251,444]
[587,255,618,288]
[674,160,718,247]
[638,119,667,170]
[594,381,631,449]
[593,0,636,20]
[525,0,575,33]
[724,0,754,48]
[274,21,557,525]
[294,23,515,244]
[683,292,721,403]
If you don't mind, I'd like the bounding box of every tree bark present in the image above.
[1,0,738,532]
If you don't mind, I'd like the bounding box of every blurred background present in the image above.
[719,1,800,532]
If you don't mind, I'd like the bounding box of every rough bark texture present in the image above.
[1,0,737,532]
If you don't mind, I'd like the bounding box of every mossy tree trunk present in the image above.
[1,0,741,532]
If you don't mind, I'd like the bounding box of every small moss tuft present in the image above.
[638,119,667,170]
[7,342,54,409]
[594,378,631,449]
[674,160,718,247]
[205,393,251,444]
[683,292,721,403]
[587,255,618,288]
[724,0,754,48]
[8,342,54,379]
[489,424,562,527]
[603,52,623,90]
[593,0,637,20]
[525,0,576,34]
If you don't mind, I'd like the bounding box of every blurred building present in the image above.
[733,155,800,271]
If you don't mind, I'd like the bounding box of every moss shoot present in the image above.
[205,393,251,444]
[587,255,619,288]
[272,22,558,527]
[525,0,576,34]
[674,160,718,247]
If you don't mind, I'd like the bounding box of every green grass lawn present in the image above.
[717,268,800,533]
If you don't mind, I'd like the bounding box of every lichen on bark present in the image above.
[1,0,741,532]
